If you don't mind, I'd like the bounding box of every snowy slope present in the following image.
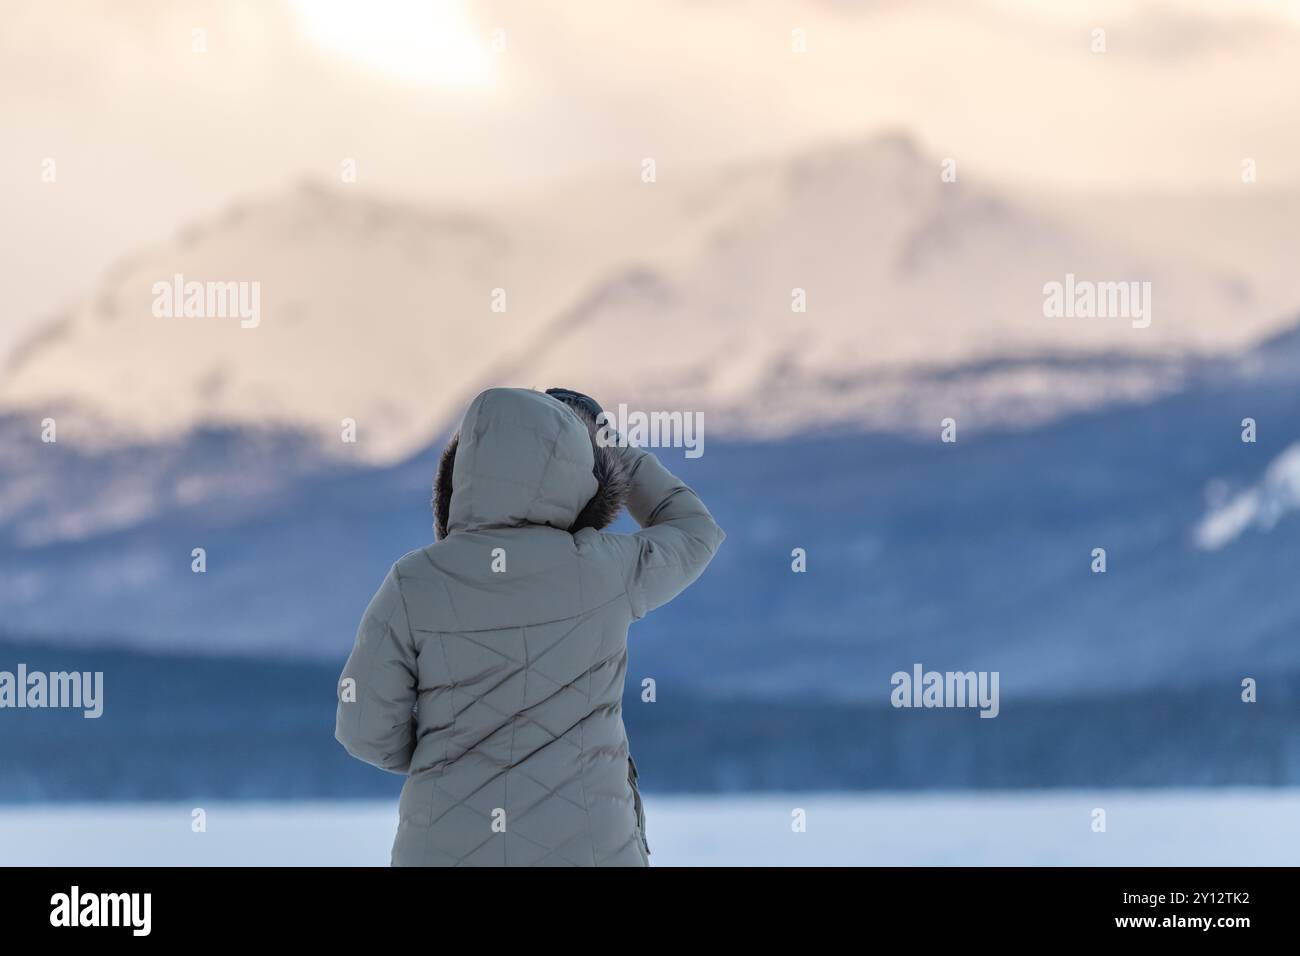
[3,134,1293,466]
[1195,443,1300,550]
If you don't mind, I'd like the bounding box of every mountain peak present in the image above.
[1,132,1292,464]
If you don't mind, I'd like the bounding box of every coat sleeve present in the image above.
[335,567,418,773]
[613,445,725,619]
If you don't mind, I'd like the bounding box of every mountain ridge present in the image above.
[4,133,1294,466]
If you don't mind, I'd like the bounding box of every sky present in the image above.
[4,0,1300,359]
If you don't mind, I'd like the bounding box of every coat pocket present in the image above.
[627,755,650,856]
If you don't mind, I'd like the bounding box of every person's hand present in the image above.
[546,387,636,456]
[545,387,604,421]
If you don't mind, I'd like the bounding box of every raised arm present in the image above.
[613,439,725,619]
[545,388,725,619]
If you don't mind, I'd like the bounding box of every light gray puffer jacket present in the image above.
[336,387,724,866]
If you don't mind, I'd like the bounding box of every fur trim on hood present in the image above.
[433,395,630,540]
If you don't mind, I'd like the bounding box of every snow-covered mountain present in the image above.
[3,133,1300,693]
[5,136,1300,801]
[4,134,1292,468]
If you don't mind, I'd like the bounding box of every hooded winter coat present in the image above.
[335,387,725,866]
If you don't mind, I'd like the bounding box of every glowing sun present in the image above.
[292,0,494,87]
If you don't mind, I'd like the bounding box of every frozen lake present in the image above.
[2,790,1297,866]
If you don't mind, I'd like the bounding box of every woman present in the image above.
[335,386,724,865]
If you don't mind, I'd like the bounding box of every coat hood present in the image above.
[433,387,629,539]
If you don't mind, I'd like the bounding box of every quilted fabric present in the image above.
[336,387,725,866]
